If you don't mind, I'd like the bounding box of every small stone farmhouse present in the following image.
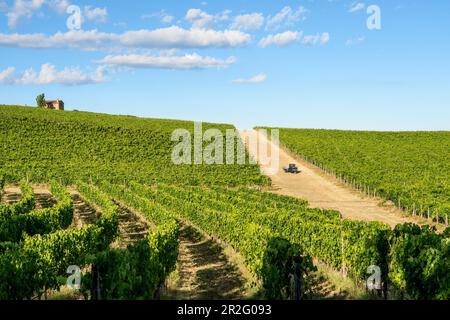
[45,99,64,110]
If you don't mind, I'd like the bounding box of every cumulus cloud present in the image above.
[0,26,251,50]
[83,6,107,23]
[120,27,249,48]
[259,31,330,48]
[99,53,236,70]
[259,31,301,48]
[142,10,173,24]
[266,6,307,31]
[6,0,45,28]
[232,73,267,84]
[48,0,70,14]
[5,0,107,27]
[349,3,365,13]
[185,8,231,29]
[0,63,108,85]
[302,32,330,45]
[229,13,264,31]
[161,14,174,23]
[0,66,16,83]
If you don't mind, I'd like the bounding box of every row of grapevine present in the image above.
[388,224,449,299]
[0,105,268,188]
[129,182,449,299]
[265,128,450,223]
[0,182,35,216]
[0,181,73,242]
[119,181,316,300]
[91,182,180,299]
[144,183,386,280]
[0,183,119,299]
[94,221,179,299]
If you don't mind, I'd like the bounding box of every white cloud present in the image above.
[99,53,236,70]
[120,27,249,48]
[185,8,231,29]
[259,31,301,48]
[83,6,107,23]
[321,32,330,44]
[266,6,307,30]
[0,27,251,50]
[346,36,365,46]
[232,73,267,84]
[302,32,330,45]
[5,0,108,27]
[349,3,365,13]
[0,66,16,83]
[186,8,213,28]
[259,31,330,48]
[49,0,70,14]
[229,13,264,31]
[142,10,174,24]
[159,49,177,56]
[6,0,46,28]
[161,14,174,23]
[0,63,108,85]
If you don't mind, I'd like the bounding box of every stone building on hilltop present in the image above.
[45,99,64,110]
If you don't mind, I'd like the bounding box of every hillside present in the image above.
[1,105,448,301]
[0,105,268,187]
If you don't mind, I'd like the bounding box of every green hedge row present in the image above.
[93,181,180,299]
[388,224,449,299]
[0,181,35,216]
[126,181,316,300]
[151,183,387,280]
[95,221,179,299]
[135,183,449,300]
[0,183,119,300]
[0,181,73,242]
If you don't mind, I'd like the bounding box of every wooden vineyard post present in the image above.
[92,264,102,300]
[293,256,303,301]
[427,208,430,221]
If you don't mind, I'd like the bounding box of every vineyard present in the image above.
[0,106,449,300]
[0,105,268,187]
[0,180,448,299]
[266,128,450,223]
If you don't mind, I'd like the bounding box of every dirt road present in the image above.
[240,129,431,228]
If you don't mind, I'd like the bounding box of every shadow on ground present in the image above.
[163,224,257,300]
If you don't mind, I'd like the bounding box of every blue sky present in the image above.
[0,0,449,130]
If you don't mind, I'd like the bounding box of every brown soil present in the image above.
[33,186,57,210]
[70,192,100,229]
[163,224,253,300]
[113,202,150,249]
[1,186,21,204]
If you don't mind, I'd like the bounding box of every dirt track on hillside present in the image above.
[240,130,434,228]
